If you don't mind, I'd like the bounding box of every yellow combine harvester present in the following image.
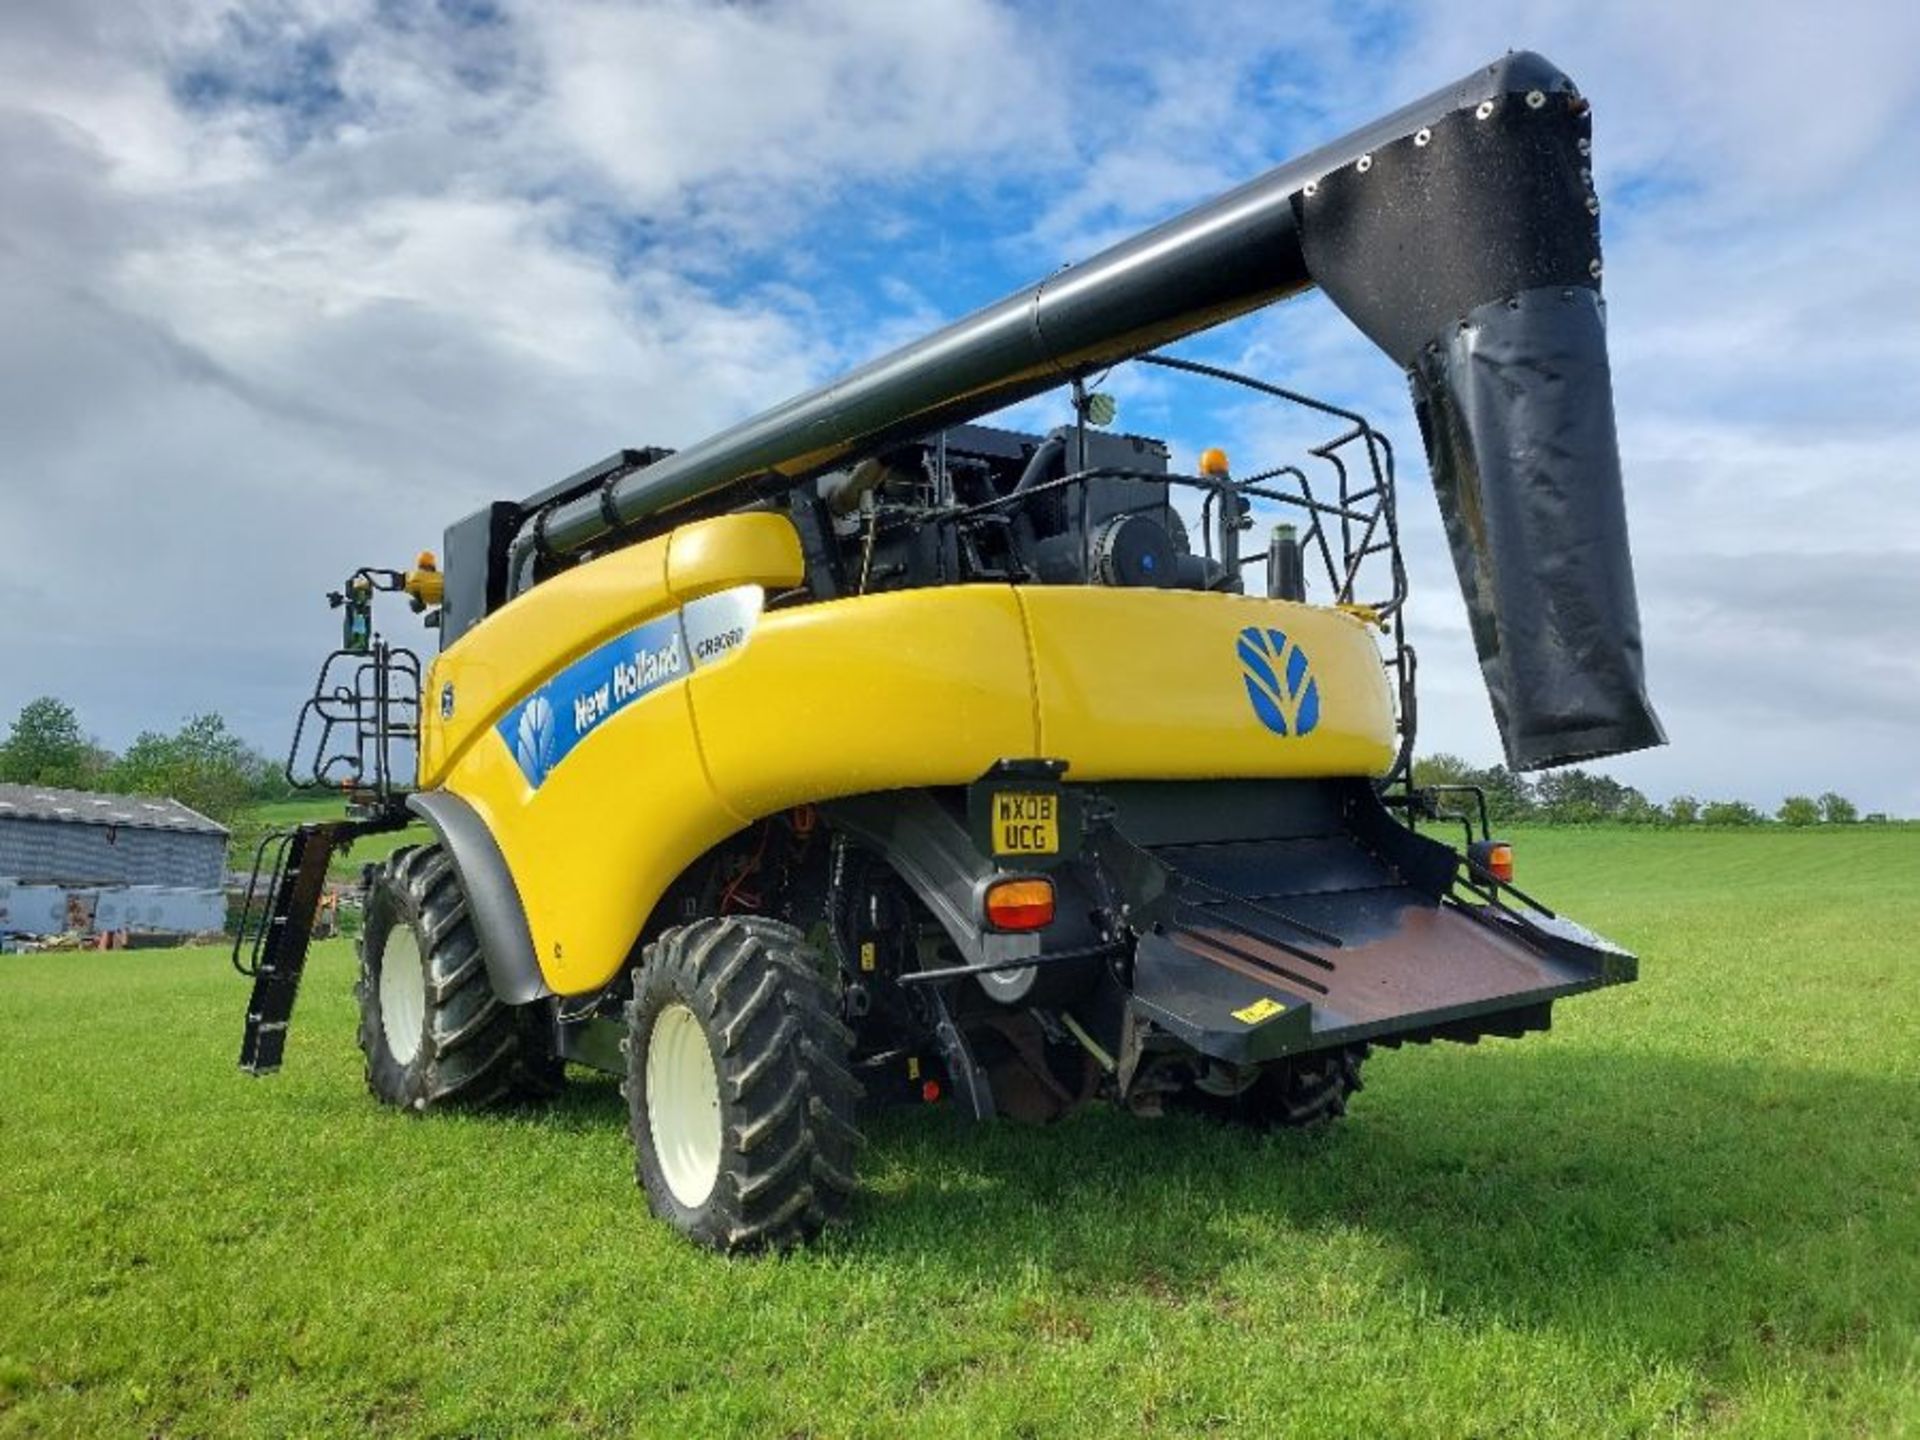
[235,51,1662,1251]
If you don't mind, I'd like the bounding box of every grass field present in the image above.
[226,797,427,881]
[3,826,1917,1437]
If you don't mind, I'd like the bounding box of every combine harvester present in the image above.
[236,52,1662,1251]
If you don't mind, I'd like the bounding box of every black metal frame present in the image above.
[939,351,1418,784]
[231,810,411,1074]
[1375,780,1560,918]
[234,565,425,1073]
[285,640,421,803]
[231,828,298,976]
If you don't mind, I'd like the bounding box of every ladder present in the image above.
[231,817,397,1075]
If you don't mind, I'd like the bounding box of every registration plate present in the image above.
[992,792,1059,856]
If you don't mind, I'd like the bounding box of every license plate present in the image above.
[992,792,1059,856]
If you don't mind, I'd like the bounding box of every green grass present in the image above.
[227,796,427,880]
[3,827,1916,1437]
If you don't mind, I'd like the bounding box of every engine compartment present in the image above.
[792,421,1235,599]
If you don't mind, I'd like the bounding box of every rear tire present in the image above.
[357,845,563,1111]
[626,916,862,1252]
[1191,1044,1369,1129]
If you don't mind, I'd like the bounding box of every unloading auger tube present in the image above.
[509,49,1663,771]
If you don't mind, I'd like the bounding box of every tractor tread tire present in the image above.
[358,843,563,1112]
[1192,1044,1369,1130]
[1246,1043,1368,1128]
[626,916,862,1253]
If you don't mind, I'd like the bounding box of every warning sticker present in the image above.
[1232,997,1286,1025]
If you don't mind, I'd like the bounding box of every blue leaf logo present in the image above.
[1237,627,1320,738]
[515,694,556,784]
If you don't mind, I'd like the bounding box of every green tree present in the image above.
[1410,753,1535,826]
[1619,791,1663,825]
[1666,795,1700,826]
[1413,752,1475,788]
[1777,795,1820,826]
[247,751,297,803]
[108,713,264,826]
[1817,791,1858,825]
[1702,799,1765,826]
[0,697,107,788]
[1534,768,1647,824]
[1463,764,1535,825]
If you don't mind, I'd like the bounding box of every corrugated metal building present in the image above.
[0,784,227,887]
[0,784,229,937]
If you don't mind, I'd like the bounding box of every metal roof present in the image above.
[0,783,228,836]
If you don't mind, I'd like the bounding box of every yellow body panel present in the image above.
[689,587,1038,817]
[419,514,802,786]
[417,521,1396,997]
[1014,587,1396,780]
[665,511,806,599]
[444,684,737,994]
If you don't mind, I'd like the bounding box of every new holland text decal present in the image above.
[495,585,766,789]
[1237,625,1320,737]
[498,615,685,786]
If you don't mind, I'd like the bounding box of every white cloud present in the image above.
[0,0,1915,816]
[530,0,1063,212]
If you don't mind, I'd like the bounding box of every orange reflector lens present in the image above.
[1487,844,1514,884]
[1198,446,1231,476]
[984,877,1054,931]
[921,1079,942,1104]
[1468,838,1515,885]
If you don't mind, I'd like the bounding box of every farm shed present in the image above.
[0,783,228,939]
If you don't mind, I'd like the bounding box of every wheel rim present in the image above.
[379,923,427,1066]
[646,1002,723,1209]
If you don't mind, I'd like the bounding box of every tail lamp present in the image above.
[983,877,1054,932]
[1468,839,1515,885]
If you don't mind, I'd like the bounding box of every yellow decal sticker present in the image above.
[907,1056,922,1081]
[1232,997,1286,1025]
[859,940,877,973]
[993,791,1059,856]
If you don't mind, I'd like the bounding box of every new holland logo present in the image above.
[1237,626,1320,737]
[514,694,557,785]
[495,612,687,788]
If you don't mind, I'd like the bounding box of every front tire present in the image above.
[357,845,562,1111]
[626,917,862,1252]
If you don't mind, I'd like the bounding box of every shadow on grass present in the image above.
[842,1045,1917,1349]
[512,1047,1915,1357]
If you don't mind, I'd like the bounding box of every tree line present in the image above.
[1414,753,1881,827]
[0,696,292,827]
[0,695,1890,830]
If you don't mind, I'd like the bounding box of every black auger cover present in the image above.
[1302,53,1665,768]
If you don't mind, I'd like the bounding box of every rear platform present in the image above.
[1101,780,1635,1065]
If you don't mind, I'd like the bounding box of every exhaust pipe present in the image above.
[520,50,1661,770]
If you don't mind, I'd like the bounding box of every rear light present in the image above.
[984,877,1055,931]
[1469,839,1514,885]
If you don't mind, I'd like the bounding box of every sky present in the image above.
[1,0,1917,814]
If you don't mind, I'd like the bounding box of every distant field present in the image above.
[227,796,427,880]
[2,827,1916,1437]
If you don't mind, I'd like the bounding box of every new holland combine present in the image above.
[236,52,1662,1251]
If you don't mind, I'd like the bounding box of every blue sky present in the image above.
[2,0,1917,812]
